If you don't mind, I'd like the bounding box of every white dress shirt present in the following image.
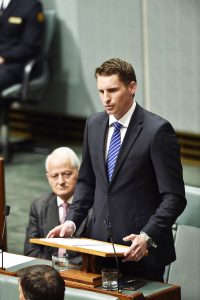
[57,196,73,223]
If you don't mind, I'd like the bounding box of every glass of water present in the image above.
[52,252,69,272]
[102,269,118,291]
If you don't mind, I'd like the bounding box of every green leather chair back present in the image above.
[165,186,200,282]
[65,287,119,300]
[167,225,200,300]
[176,185,200,228]
[0,274,19,300]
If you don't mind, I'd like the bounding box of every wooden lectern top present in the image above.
[30,237,129,258]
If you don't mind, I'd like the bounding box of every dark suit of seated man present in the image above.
[0,0,44,92]
[24,147,90,264]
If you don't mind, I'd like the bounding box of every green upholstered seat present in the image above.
[176,185,200,228]
[167,225,200,300]
[0,274,19,300]
[65,287,119,300]
[165,186,200,282]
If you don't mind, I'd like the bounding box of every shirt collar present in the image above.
[109,101,136,128]
[1,0,11,9]
[57,196,73,207]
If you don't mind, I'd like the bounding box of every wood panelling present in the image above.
[9,108,86,146]
[177,131,200,166]
[9,109,200,166]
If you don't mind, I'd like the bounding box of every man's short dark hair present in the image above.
[19,265,65,300]
[94,58,137,86]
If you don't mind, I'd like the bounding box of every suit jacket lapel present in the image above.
[3,0,18,16]
[110,104,144,184]
[98,113,109,183]
[43,193,59,235]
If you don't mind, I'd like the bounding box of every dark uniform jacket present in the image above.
[0,0,44,63]
[0,0,44,91]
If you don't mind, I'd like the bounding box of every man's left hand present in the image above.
[122,234,147,262]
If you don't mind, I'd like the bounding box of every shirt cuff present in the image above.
[65,221,76,236]
[140,231,157,248]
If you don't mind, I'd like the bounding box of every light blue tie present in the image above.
[106,122,122,182]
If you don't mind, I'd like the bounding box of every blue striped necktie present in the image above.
[106,122,122,182]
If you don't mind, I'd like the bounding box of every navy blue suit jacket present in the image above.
[67,103,186,272]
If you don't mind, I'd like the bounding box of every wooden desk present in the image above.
[0,266,180,300]
[64,280,180,300]
[28,238,180,299]
[1,252,180,300]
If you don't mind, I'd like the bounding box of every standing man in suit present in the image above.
[24,147,88,262]
[0,0,44,92]
[47,58,186,281]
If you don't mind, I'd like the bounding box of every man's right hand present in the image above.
[46,221,75,238]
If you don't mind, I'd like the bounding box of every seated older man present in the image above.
[24,147,90,263]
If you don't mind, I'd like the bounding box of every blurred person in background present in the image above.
[0,0,44,93]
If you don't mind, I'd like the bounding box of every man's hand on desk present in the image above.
[122,234,148,262]
[47,221,76,238]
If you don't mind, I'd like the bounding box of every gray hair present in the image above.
[45,147,80,172]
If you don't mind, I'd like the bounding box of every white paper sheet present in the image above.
[0,251,35,269]
[39,238,128,254]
